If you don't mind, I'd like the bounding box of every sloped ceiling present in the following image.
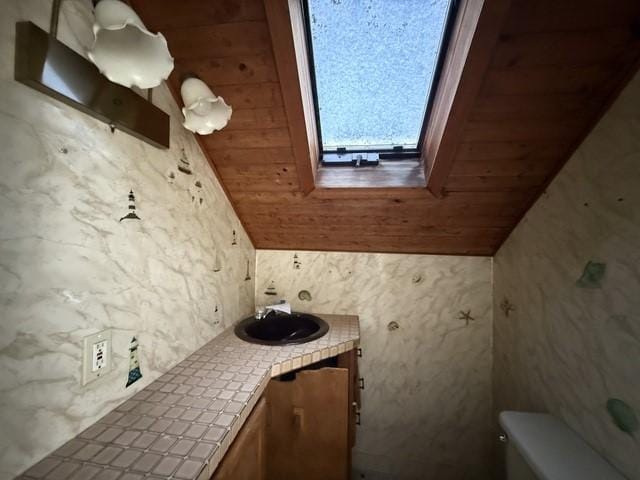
[132,0,640,255]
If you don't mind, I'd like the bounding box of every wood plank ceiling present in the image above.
[131,0,640,255]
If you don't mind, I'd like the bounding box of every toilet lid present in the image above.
[499,411,626,480]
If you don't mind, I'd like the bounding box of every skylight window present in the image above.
[304,0,455,159]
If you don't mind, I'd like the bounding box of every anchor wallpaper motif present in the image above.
[493,71,640,480]
[0,1,255,478]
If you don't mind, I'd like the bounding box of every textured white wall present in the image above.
[493,72,640,479]
[0,1,255,478]
[256,250,493,480]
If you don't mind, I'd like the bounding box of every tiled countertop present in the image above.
[18,314,359,480]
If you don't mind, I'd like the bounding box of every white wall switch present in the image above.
[82,329,112,385]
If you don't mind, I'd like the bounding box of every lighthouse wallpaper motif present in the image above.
[126,336,142,387]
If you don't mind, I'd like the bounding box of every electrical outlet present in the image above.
[82,329,112,385]
[92,340,107,371]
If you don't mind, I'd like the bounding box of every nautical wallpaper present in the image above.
[3,1,639,479]
[256,251,493,480]
[493,71,640,479]
[0,1,255,478]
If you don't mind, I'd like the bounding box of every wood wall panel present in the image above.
[445,175,548,192]
[469,94,600,122]
[450,157,557,177]
[240,213,520,228]
[203,128,291,150]
[133,0,640,256]
[133,0,266,29]
[212,83,284,109]
[264,0,318,194]
[233,191,535,218]
[222,107,288,131]
[454,141,568,161]
[174,54,279,86]
[501,0,640,34]
[211,148,295,166]
[491,29,635,69]
[480,64,622,97]
[422,0,511,197]
[163,23,272,59]
[446,0,640,208]
[462,118,590,143]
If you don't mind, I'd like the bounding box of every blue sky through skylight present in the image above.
[307,0,452,151]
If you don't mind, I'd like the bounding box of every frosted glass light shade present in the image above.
[87,0,174,89]
[181,78,233,135]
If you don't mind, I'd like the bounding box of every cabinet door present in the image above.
[266,367,349,480]
[211,397,267,480]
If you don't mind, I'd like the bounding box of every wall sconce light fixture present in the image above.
[180,76,232,135]
[88,0,174,89]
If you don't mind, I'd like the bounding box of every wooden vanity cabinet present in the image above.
[210,348,359,480]
[265,348,359,480]
[210,397,267,480]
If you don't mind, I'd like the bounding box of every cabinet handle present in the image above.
[358,377,364,390]
[357,347,362,357]
[353,402,360,426]
[293,407,304,430]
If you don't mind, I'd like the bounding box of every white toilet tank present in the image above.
[499,411,626,480]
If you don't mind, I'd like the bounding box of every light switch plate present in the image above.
[82,329,112,385]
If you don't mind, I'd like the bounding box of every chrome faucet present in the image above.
[255,300,291,319]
